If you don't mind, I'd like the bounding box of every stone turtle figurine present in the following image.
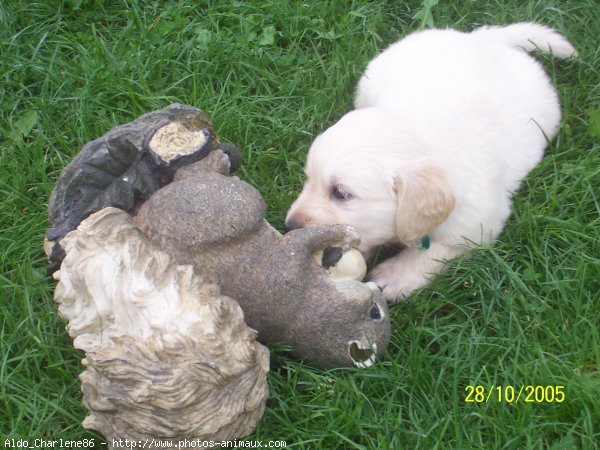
[45,103,240,272]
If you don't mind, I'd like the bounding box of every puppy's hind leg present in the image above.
[369,242,466,301]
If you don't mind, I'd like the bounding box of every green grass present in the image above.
[1,0,599,448]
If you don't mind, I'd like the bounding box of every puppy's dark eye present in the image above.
[331,186,351,200]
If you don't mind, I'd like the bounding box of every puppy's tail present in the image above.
[472,22,577,58]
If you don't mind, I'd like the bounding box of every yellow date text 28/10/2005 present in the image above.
[465,385,565,403]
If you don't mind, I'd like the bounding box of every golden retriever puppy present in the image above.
[286,23,576,301]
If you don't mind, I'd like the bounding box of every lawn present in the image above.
[1,0,599,448]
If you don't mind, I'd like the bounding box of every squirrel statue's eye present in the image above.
[369,304,382,321]
[332,186,351,200]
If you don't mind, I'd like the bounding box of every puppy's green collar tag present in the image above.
[417,235,430,251]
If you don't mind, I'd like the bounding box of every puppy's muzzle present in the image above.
[284,219,302,233]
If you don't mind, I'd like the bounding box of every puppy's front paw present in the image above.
[369,259,421,302]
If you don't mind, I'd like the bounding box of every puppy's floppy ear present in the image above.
[394,165,455,244]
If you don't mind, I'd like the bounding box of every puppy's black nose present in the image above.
[284,219,301,233]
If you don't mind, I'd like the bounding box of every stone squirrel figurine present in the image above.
[135,163,390,368]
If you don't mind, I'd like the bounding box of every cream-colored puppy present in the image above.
[286,23,576,301]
